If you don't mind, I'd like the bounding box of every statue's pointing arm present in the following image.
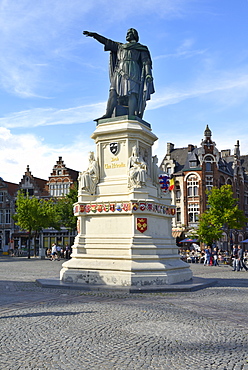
[83,31,108,46]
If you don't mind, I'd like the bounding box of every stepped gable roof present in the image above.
[48,156,79,183]
[19,165,49,197]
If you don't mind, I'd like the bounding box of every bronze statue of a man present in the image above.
[83,28,155,119]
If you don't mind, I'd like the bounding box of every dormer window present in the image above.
[57,170,62,175]
[189,160,197,168]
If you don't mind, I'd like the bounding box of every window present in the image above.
[0,192,3,203]
[175,181,181,200]
[167,167,172,176]
[188,204,199,223]
[176,207,181,222]
[5,210,10,224]
[187,175,199,197]
[206,176,213,191]
[189,161,197,168]
[205,156,213,172]
[57,170,62,175]
[0,210,3,224]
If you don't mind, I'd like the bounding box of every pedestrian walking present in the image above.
[51,243,57,261]
[237,245,248,271]
[232,245,239,271]
[56,244,61,261]
[204,247,211,266]
[213,247,219,266]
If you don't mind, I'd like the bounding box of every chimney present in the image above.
[167,143,174,155]
[221,149,231,158]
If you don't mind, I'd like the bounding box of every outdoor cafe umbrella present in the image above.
[241,239,248,243]
[179,238,198,243]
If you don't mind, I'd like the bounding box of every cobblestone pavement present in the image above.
[0,257,248,370]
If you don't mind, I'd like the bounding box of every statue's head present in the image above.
[126,28,139,42]
[89,151,95,160]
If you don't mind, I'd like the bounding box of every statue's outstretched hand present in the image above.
[83,31,95,37]
[146,75,153,84]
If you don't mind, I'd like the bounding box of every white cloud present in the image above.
[0,102,106,128]
[1,69,248,130]
[0,0,195,97]
[0,127,94,183]
[149,72,248,110]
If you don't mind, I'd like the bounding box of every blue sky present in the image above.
[1,0,248,183]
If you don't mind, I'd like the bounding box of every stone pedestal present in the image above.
[60,116,192,289]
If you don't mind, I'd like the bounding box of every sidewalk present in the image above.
[1,256,248,370]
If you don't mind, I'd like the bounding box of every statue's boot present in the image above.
[97,90,117,120]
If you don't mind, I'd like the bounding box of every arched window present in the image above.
[187,175,199,197]
[205,156,213,172]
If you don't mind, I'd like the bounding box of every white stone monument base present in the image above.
[60,116,192,290]
[60,265,192,288]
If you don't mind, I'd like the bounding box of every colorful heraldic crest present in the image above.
[73,201,176,216]
[159,174,170,193]
[136,218,147,233]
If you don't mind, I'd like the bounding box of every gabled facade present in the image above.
[46,156,79,197]
[18,165,49,198]
[160,126,248,248]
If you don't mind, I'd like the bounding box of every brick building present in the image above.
[0,157,79,254]
[0,178,18,252]
[160,126,248,249]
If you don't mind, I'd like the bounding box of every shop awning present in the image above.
[172,231,183,238]
[179,238,198,243]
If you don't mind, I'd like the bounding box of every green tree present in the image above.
[13,191,58,258]
[55,183,77,232]
[197,212,223,246]
[197,185,247,249]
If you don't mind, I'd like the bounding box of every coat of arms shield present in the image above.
[136,218,147,233]
[109,142,119,155]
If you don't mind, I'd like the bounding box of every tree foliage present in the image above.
[13,184,78,257]
[54,183,77,232]
[13,191,58,258]
[197,185,247,247]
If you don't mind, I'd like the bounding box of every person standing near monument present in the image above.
[83,28,155,119]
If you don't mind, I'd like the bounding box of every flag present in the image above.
[169,178,175,191]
